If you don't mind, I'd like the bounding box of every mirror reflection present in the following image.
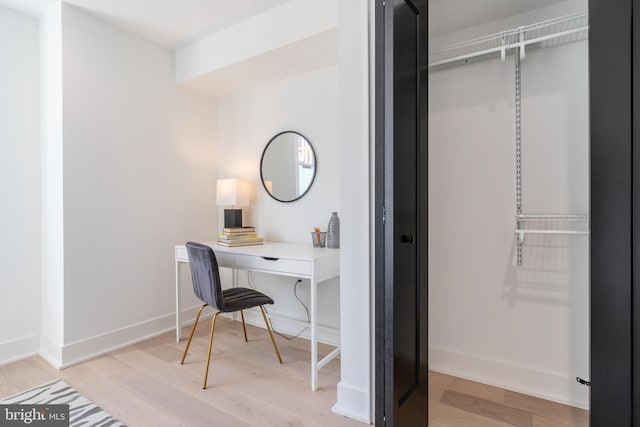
[260,131,317,202]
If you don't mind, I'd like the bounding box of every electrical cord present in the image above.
[270,321,309,340]
[294,279,311,323]
[261,278,311,341]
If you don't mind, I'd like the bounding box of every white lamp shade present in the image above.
[216,178,251,207]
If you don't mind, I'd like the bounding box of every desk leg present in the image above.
[175,260,182,342]
[232,268,238,322]
[311,277,318,391]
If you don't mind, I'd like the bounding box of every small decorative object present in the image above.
[311,227,327,247]
[326,212,340,248]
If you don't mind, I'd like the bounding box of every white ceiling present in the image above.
[0,0,49,17]
[0,0,291,48]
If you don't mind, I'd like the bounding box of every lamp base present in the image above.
[224,209,243,228]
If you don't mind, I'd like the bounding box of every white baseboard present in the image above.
[55,305,206,369]
[55,305,336,369]
[429,346,589,410]
[240,307,340,347]
[332,381,372,424]
[0,335,40,366]
[8,306,338,374]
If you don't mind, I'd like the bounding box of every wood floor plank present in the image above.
[504,389,589,426]
[113,337,352,426]
[62,360,194,427]
[429,396,515,427]
[175,319,341,392]
[0,357,53,397]
[532,414,576,427]
[430,371,505,404]
[441,390,533,427]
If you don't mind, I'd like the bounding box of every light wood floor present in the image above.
[0,318,588,426]
[429,372,588,426]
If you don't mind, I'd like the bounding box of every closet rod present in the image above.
[516,214,590,221]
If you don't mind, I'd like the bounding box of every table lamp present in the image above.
[216,178,251,228]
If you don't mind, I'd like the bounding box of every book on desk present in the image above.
[218,226,264,246]
[217,240,264,247]
[223,226,256,234]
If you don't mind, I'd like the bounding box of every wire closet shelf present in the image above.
[428,11,589,70]
[515,214,591,241]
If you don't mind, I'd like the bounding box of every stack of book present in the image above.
[217,226,264,247]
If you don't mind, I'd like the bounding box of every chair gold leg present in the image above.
[240,310,248,342]
[203,312,221,389]
[181,304,207,364]
[260,306,283,364]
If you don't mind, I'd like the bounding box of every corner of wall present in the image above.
[39,335,63,369]
[332,381,372,423]
[39,0,65,362]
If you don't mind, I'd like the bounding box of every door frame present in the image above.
[374,0,429,425]
[373,0,387,419]
[590,0,637,425]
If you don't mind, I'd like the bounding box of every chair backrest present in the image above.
[185,242,224,310]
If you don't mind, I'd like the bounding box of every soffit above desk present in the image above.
[175,0,338,96]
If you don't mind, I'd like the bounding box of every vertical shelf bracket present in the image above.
[500,32,507,62]
[515,48,523,265]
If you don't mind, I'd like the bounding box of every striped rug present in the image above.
[1,379,126,426]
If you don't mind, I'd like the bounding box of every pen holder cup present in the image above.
[311,232,327,248]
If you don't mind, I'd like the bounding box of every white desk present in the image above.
[174,241,340,391]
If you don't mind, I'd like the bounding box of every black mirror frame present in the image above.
[260,131,317,203]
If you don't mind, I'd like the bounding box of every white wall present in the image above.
[428,37,589,409]
[55,4,218,364]
[0,5,41,364]
[215,66,341,343]
[39,1,65,367]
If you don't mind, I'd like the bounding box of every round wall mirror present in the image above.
[260,131,317,202]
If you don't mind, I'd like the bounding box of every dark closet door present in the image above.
[634,1,640,422]
[375,0,429,425]
[590,0,635,424]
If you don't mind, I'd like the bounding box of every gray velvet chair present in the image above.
[181,241,283,389]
